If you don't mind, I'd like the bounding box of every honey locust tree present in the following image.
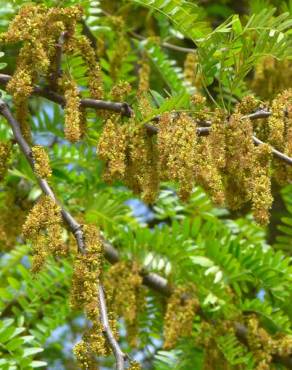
[0,0,292,369]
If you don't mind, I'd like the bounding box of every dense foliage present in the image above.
[0,0,292,369]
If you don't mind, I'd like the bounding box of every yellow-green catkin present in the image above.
[157,112,173,180]
[225,112,254,210]
[163,286,199,349]
[73,341,97,370]
[251,144,273,225]
[136,58,153,119]
[110,81,132,102]
[236,95,259,116]
[137,59,150,95]
[15,100,31,143]
[191,94,210,121]
[123,121,144,195]
[7,65,33,142]
[0,189,31,251]
[70,225,103,317]
[208,108,227,170]
[142,134,159,204]
[0,141,11,180]
[194,137,225,206]
[97,116,127,182]
[61,76,82,142]
[125,122,159,203]
[268,92,286,149]
[32,145,52,179]
[7,65,34,102]
[72,35,104,100]
[269,89,292,184]
[82,321,114,358]
[22,196,65,272]
[158,113,197,201]
[79,107,87,139]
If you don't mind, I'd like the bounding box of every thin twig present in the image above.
[98,285,127,370]
[0,99,126,370]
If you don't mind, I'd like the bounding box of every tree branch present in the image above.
[0,72,291,164]
[144,112,292,165]
[0,99,126,370]
[0,74,133,117]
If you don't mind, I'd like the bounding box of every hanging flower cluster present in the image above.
[0,141,11,180]
[98,115,128,182]
[22,196,66,272]
[31,145,52,179]
[0,187,31,251]
[129,362,142,370]
[98,90,292,224]
[0,3,103,143]
[266,90,292,185]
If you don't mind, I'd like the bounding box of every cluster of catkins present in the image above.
[22,195,66,272]
[0,187,31,251]
[73,256,142,370]
[0,141,11,180]
[196,316,292,370]
[98,90,291,225]
[246,315,292,370]
[0,4,103,143]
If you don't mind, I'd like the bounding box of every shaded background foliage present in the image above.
[0,0,291,369]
